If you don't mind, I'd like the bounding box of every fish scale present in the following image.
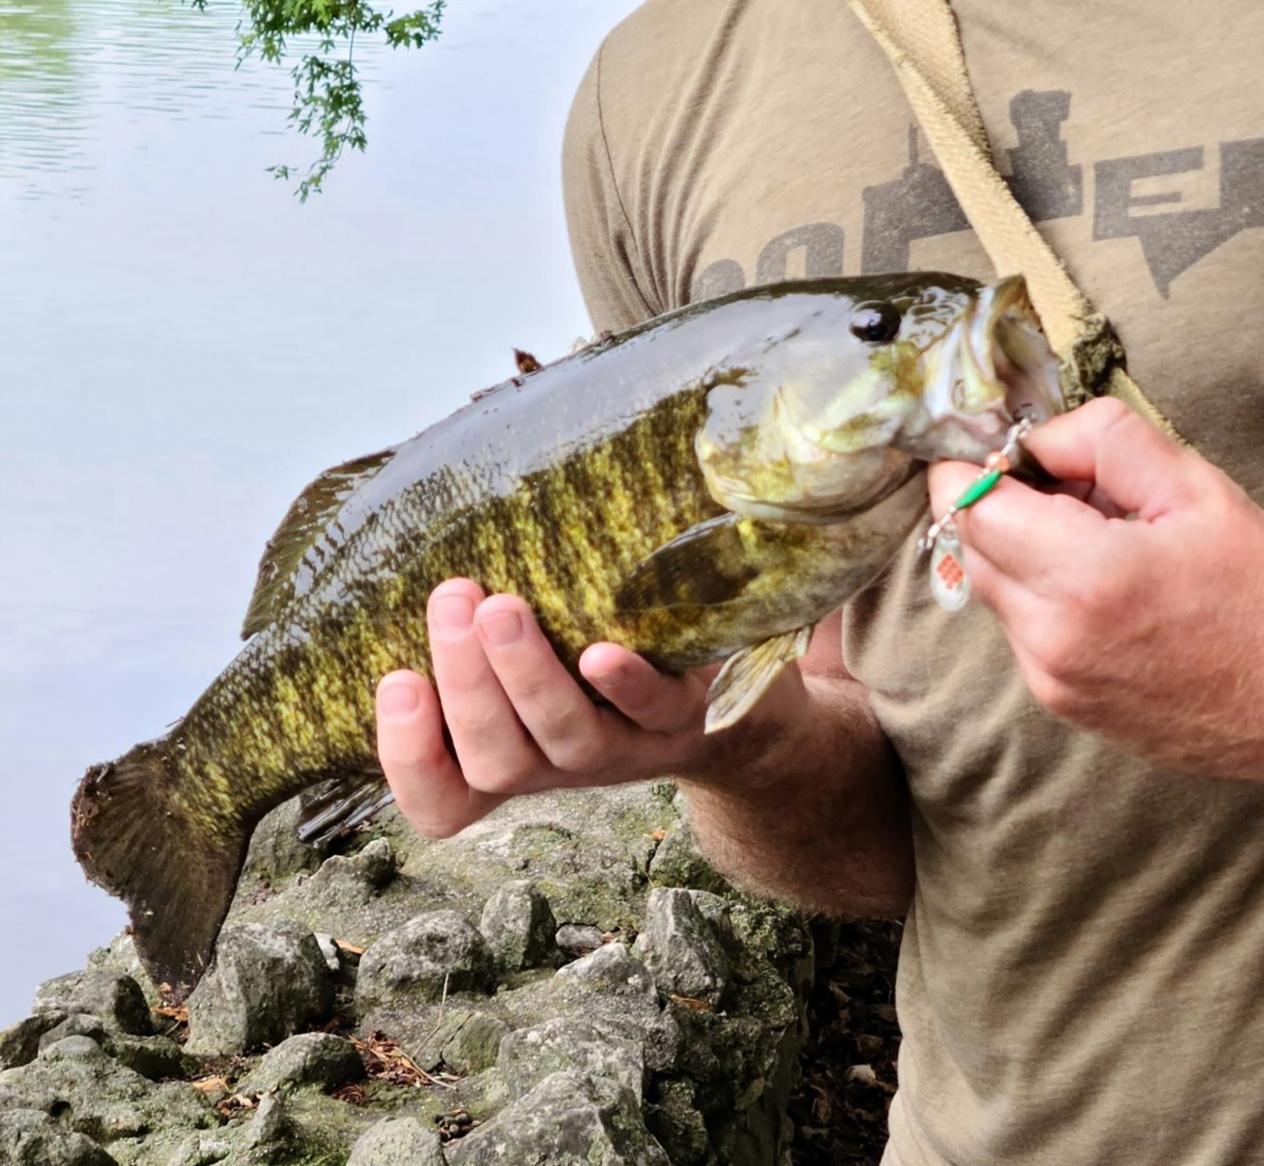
[70,272,1063,999]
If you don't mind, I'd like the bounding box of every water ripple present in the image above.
[0,0,381,198]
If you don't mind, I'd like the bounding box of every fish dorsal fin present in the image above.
[242,447,396,639]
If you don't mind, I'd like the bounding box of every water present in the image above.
[0,0,642,1026]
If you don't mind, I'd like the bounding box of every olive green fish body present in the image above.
[70,274,1063,998]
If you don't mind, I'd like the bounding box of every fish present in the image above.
[70,272,1063,999]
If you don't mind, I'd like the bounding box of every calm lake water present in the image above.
[0,0,642,1026]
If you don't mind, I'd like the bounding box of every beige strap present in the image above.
[848,0,1184,443]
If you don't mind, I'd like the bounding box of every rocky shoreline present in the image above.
[1,781,897,1165]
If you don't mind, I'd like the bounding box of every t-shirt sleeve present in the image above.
[562,47,659,336]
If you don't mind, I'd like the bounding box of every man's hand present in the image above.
[928,397,1264,779]
[375,586,912,914]
[375,578,782,839]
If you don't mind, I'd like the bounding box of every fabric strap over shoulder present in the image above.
[847,0,1185,444]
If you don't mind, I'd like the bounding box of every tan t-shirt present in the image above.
[562,2,1264,1163]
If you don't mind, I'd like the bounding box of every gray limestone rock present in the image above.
[242,795,328,885]
[634,889,730,1008]
[237,1032,364,1096]
[554,942,658,1002]
[38,1014,106,1051]
[0,1013,67,1070]
[347,1116,447,1166]
[104,1034,198,1082]
[498,1018,644,1102]
[449,1071,670,1166]
[687,890,740,957]
[32,971,152,1037]
[355,912,495,1015]
[0,1035,214,1146]
[241,1091,289,1149]
[646,823,731,895]
[436,1012,510,1076]
[479,880,558,971]
[0,1107,118,1166]
[299,838,398,916]
[355,838,398,887]
[184,921,332,1056]
[87,934,161,1010]
[555,924,605,956]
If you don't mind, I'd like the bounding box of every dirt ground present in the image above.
[789,919,903,1165]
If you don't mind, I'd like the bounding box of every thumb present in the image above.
[1023,397,1198,520]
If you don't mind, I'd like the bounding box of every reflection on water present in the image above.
[0,0,382,199]
[0,0,639,1026]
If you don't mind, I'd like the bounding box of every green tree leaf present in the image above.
[186,0,445,200]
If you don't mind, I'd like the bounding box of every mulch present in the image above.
[788,918,903,1165]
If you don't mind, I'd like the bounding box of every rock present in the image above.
[104,1034,197,1082]
[647,822,731,894]
[30,1017,194,1082]
[634,888,730,1008]
[32,971,152,1037]
[38,1015,106,1052]
[479,880,558,971]
[437,1012,510,1075]
[0,1035,214,1146]
[313,933,342,974]
[355,912,495,1015]
[237,1032,364,1095]
[300,838,398,915]
[0,1107,118,1165]
[242,794,328,884]
[644,1078,710,1166]
[241,1091,290,1149]
[184,921,332,1056]
[686,890,740,956]
[548,947,684,1078]
[356,838,398,887]
[449,1071,670,1166]
[166,1131,234,1166]
[554,942,658,1002]
[555,924,605,956]
[0,1013,67,1070]
[86,934,162,1010]
[498,1017,644,1102]
[347,1116,447,1165]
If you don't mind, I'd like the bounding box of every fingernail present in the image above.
[431,593,475,640]
[378,682,421,720]
[479,609,522,648]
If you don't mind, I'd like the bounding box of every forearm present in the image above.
[678,668,913,918]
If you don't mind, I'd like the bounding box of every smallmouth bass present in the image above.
[71,273,1062,998]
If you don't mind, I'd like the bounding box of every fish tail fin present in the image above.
[71,740,250,1002]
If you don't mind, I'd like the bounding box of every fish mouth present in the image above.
[703,456,922,525]
[900,274,1063,462]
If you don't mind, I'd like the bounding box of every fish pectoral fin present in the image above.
[242,446,398,640]
[615,513,761,615]
[705,626,813,735]
[297,770,395,847]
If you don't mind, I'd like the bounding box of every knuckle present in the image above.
[1086,395,1132,428]
[1027,624,1085,685]
[1025,667,1079,719]
[541,723,605,774]
[465,764,532,798]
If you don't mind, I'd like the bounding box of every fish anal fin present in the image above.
[242,447,396,639]
[297,771,394,847]
[704,626,813,734]
[71,741,251,1002]
[615,513,760,615]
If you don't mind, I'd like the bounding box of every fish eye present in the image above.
[849,302,902,344]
